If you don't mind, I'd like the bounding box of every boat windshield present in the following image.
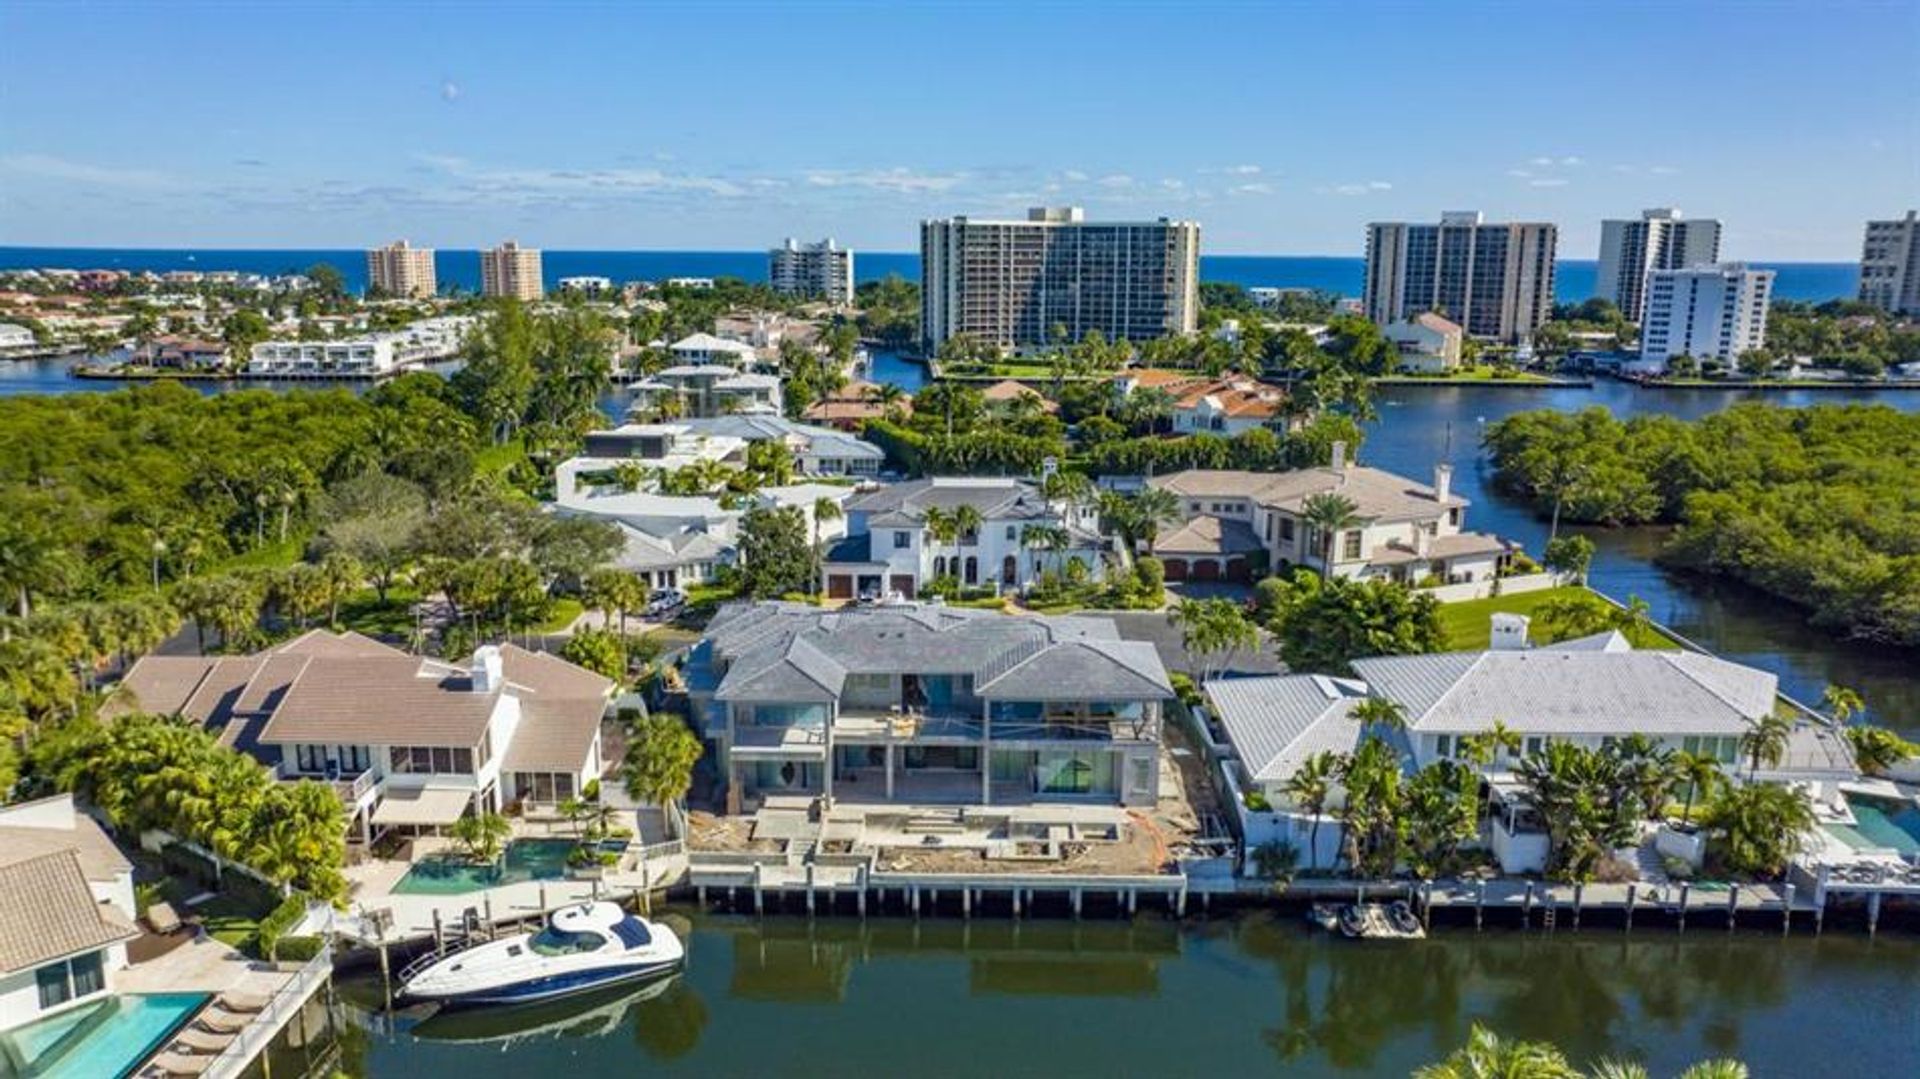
[527,925,606,957]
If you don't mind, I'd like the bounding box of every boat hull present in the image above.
[410,958,682,1006]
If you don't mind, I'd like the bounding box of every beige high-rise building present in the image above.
[1364,212,1557,343]
[920,206,1200,353]
[365,240,437,298]
[480,241,543,301]
[1859,211,1920,316]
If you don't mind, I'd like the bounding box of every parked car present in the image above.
[644,589,687,618]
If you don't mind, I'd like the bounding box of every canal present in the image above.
[327,910,1920,1077]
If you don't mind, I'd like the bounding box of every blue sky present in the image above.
[1,1,1914,258]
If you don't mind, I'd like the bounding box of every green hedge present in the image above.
[256,893,308,959]
[272,935,326,962]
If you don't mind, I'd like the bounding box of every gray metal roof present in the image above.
[704,602,1169,704]
[1350,646,1778,736]
[1204,675,1371,781]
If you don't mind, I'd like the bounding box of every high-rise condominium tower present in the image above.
[1858,211,1920,316]
[480,241,543,301]
[365,240,437,298]
[1595,208,1722,322]
[919,207,1200,353]
[1639,263,1774,368]
[1363,212,1557,343]
[769,238,854,305]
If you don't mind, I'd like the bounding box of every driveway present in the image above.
[1097,610,1285,679]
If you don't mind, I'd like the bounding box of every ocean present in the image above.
[0,247,1860,304]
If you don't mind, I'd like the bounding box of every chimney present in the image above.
[1434,463,1453,505]
[1490,613,1530,651]
[470,645,504,693]
[1330,440,1347,471]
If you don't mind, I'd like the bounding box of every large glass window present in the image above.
[528,926,606,957]
[388,746,476,774]
[750,703,827,728]
[34,952,104,1010]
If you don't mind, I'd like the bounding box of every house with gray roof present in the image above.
[1147,443,1510,584]
[687,602,1173,810]
[823,477,1108,600]
[114,632,615,842]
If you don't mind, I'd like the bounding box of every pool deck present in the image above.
[117,932,292,999]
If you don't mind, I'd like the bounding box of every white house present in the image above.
[668,332,759,368]
[823,477,1107,599]
[114,632,616,838]
[1113,369,1290,437]
[247,315,474,376]
[1148,447,1509,584]
[1382,312,1464,373]
[630,367,783,418]
[0,797,139,1034]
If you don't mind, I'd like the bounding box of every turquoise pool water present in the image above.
[1,992,208,1078]
[394,838,615,895]
[1843,795,1920,857]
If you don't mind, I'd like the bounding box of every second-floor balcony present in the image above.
[834,708,984,742]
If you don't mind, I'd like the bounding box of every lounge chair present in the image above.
[144,1052,213,1077]
[169,1028,234,1055]
[213,991,270,1014]
[193,1010,250,1036]
[145,901,184,935]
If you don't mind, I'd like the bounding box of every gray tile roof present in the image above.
[703,602,1168,704]
[848,478,1056,524]
[1204,675,1371,781]
[1350,646,1777,737]
[1151,465,1467,521]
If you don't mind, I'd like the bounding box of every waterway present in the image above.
[326,911,1919,1077]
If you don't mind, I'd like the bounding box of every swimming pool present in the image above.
[393,837,624,895]
[1836,794,1920,857]
[0,992,208,1079]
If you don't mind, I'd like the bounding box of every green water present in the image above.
[392,839,578,895]
[336,911,1920,1076]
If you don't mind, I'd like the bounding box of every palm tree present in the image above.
[1351,696,1408,735]
[449,810,513,865]
[1669,749,1723,823]
[1739,712,1793,780]
[1820,683,1864,724]
[1281,750,1340,872]
[1414,1023,1581,1079]
[811,496,843,597]
[1700,783,1815,877]
[1842,724,1919,777]
[1608,594,1654,643]
[1299,492,1361,580]
[952,504,983,548]
[1130,487,1182,548]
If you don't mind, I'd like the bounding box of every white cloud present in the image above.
[1061,169,1089,182]
[1160,178,1185,190]
[1368,181,1392,190]
[1529,156,1555,167]
[1227,164,1262,175]
[1561,156,1583,166]
[0,153,181,189]
[1325,180,1391,196]
[1649,164,1680,175]
[1507,168,1533,178]
[1096,173,1133,188]
[1529,178,1570,188]
[440,79,461,103]
[802,167,967,194]
[1610,164,1637,174]
[1229,182,1274,196]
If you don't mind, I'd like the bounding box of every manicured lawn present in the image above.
[533,597,584,633]
[1436,586,1678,651]
[1381,366,1557,384]
[332,585,423,638]
[214,536,305,572]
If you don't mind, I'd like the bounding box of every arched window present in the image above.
[964,557,978,584]
[933,556,947,577]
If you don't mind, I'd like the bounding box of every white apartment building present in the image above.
[1595,209,1723,322]
[481,241,544,301]
[558,275,614,295]
[247,315,474,376]
[1363,212,1557,343]
[365,240,437,298]
[920,206,1200,353]
[1638,263,1774,370]
[1859,210,1920,316]
[769,238,854,305]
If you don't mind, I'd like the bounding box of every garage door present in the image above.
[827,574,854,599]
[1225,557,1249,582]
[890,574,916,599]
[1192,559,1220,581]
[1162,558,1188,582]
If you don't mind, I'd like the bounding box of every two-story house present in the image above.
[1147,445,1509,584]
[821,477,1107,600]
[0,796,138,1036]
[687,602,1174,812]
[1113,369,1292,437]
[114,631,615,842]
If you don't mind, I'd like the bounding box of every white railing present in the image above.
[202,942,334,1079]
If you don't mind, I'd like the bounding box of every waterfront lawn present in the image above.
[1437,586,1678,651]
[1383,366,1556,384]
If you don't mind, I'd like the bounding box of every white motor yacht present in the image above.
[400,901,684,1006]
